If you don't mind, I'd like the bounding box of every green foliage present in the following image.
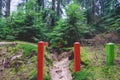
[65,3,89,43]
[72,46,120,80]
[47,19,68,47]
[44,47,53,65]
[29,69,37,80]
[73,69,93,80]
[66,3,86,22]
[81,47,91,66]
[44,66,50,80]
[0,0,120,43]
[92,66,120,80]
[47,3,88,46]
[0,18,15,40]
[19,44,37,57]
[0,0,48,42]
[97,14,120,33]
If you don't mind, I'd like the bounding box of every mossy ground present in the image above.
[0,42,52,80]
[71,45,120,80]
[0,42,120,80]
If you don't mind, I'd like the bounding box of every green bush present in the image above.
[47,3,88,47]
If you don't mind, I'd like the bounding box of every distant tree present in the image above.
[57,0,60,18]
[48,2,88,46]
[37,0,44,9]
[5,0,11,17]
[50,0,55,27]
[0,0,2,17]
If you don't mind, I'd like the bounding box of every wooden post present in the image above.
[106,43,114,66]
[74,42,80,72]
[45,42,48,47]
[38,41,44,80]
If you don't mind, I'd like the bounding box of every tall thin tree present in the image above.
[0,0,2,17]
[51,0,55,27]
[57,0,60,18]
[5,0,11,17]
[37,0,44,9]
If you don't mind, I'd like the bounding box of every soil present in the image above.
[50,50,73,80]
[81,32,120,46]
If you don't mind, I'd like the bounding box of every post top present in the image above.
[106,43,114,45]
[74,42,80,44]
[38,41,44,43]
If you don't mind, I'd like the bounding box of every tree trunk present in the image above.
[38,0,44,9]
[91,0,95,23]
[0,0,2,17]
[5,0,11,17]
[99,0,105,15]
[57,0,60,18]
[51,0,55,27]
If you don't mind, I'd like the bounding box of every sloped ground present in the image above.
[50,50,73,80]
[50,58,72,80]
[80,33,120,46]
[0,43,37,80]
[72,45,120,80]
[0,42,53,80]
[0,42,120,80]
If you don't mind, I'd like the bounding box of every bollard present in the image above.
[74,42,81,72]
[45,42,48,47]
[106,43,114,66]
[38,41,44,80]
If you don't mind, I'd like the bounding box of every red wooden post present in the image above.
[45,42,49,47]
[74,42,81,72]
[38,41,44,80]
[44,42,49,47]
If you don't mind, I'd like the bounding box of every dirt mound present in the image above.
[93,33,120,45]
[81,33,120,46]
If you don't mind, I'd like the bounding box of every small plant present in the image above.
[73,69,94,80]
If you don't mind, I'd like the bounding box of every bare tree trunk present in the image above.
[91,0,95,23]
[38,0,44,9]
[57,0,60,18]
[51,0,55,27]
[5,0,11,17]
[0,0,2,17]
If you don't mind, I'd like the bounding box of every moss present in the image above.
[72,46,120,80]
[0,42,52,80]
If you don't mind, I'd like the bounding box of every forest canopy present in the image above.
[0,0,120,46]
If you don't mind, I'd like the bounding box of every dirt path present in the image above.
[50,53,72,80]
[0,42,73,79]
[0,42,15,45]
[0,41,37,46]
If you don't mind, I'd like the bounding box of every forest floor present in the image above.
[0,42,39,80]
[72,45,120,80]
[0,41,120,80]
[49,50,73,80]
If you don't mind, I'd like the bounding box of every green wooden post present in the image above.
[106,43,114,66]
